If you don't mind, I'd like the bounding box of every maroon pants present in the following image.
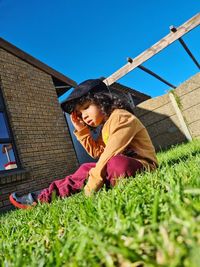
[38,155,143,203]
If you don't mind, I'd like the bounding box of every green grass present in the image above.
[1,139,200,267]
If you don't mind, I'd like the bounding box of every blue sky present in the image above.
[0,0,200,98]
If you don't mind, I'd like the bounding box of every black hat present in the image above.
[61,79,108,113]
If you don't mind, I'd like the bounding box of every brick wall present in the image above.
[134,73,200,151]
[174,73,200,138]
[0,48,78,212]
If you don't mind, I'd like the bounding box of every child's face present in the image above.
[75,101,106,127]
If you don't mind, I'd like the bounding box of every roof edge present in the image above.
[0,37,77,88]
[111,82,151,100]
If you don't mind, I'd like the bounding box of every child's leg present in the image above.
[9,163,96,209]
[38,162,96,203]
[106,155,143,186]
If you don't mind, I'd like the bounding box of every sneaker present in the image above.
[9,192,37,209]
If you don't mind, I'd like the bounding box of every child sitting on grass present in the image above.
[9,79,158,209]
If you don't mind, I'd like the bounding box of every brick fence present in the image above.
[134,73,200,151]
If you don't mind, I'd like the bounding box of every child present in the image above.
[9,79,158,209]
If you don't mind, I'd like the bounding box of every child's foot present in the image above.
[9,192,37,209]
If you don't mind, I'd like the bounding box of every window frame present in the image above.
[0,86,21,173]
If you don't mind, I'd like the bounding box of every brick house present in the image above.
[0,38,150,212]
[0,38,79,212]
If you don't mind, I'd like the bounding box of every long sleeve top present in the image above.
[74,109,158,195]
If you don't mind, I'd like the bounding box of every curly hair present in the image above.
[71,89,135,116]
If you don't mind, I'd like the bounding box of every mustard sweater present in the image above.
[74,109,158,195]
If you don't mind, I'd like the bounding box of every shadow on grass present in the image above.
[159,150,200,168]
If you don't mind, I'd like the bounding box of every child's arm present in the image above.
[71,112,105,158]
[74,128,105,158]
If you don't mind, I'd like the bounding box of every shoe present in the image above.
[9,192,37,209]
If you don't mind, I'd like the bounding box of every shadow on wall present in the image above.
[134,106,187,152]
[65,104,187,165]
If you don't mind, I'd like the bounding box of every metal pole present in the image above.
[138,64,176,89]
[170,26,200,69]
[127,57,176,88]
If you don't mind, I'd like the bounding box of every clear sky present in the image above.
[0,0,200,98]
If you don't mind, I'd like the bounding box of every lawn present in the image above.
[0,139,200,267]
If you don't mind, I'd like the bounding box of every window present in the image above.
[0,88,19,172]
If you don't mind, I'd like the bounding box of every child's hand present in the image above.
[70,111,86,131]
[84,181,93,197]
